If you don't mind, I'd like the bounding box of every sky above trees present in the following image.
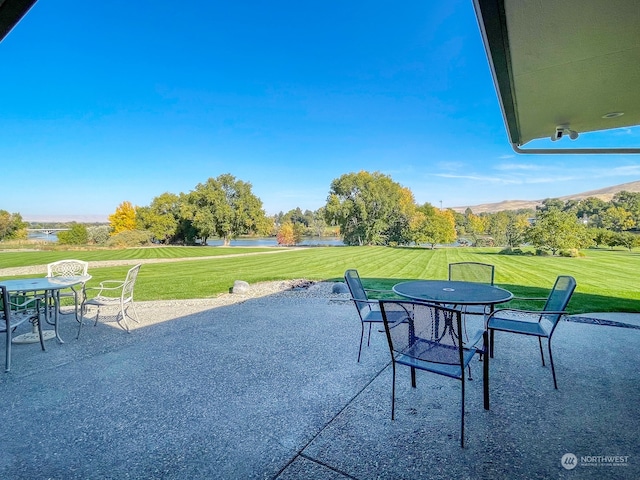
[2,0,639,221]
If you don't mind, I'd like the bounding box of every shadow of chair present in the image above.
[379,299,483,447]
[344,269,403,362]
[47,259,89,321]
[487,275,577,389]
[1,287,45,372]
[78,264,142,338]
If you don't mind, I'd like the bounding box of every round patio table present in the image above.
[392,279,513,411]
[392,280,513,306]
[0,276,92,344]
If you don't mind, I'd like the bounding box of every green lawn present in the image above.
[1,246,638,314]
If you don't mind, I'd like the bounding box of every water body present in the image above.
[206,237,344,247]
[27,233,344,247]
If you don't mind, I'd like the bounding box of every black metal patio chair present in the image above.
[344,269,400,362]
[379,299,483,447]
[487,275,577,389]
[1,287,45,372]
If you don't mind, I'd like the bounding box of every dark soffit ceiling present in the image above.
[0,0,36,42]
[473,0,640,153]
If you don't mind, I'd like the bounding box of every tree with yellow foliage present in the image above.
[108,201,137,235]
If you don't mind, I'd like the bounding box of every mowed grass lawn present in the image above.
[1,246,638,314]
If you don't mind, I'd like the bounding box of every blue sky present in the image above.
[1,0,639,221]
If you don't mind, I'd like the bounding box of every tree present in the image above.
[324,171,411,246]
[600,205,634,232]
[276,222,295,245]
[276,221,303,245]
[136,192,182,244]
[612,191,640,227]
[57,223,88,245]
[183,174,269,245]
[577,197,608,226]
[610,232,640,251]
[0,210,27,240]
[109,201,137,235]
[464,212,488,246]
[526,208,592,254]
[310,208,327,237]
[408,204,456,248]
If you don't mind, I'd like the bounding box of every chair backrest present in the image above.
[344,269,371,315]
[1,286,9,333]
[379,300,464,368]
[122,264,142,303]
[448,262,495,285]
[543,275,577,313]
[47,259,89,277]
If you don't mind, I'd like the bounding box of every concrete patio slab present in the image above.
[0,292,638,479]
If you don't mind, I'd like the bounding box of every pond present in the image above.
[28,232,344,247]
[206,237,344,247]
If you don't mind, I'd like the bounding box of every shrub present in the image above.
[106,229,152,247]
[87,225,111,245]
[559,248,584,257]
[57,224,88,245]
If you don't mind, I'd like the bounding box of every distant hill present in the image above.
[452,180,640,214]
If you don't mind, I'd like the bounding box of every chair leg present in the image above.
[460,376,465,448]
[128,302,140,323]
[538,337,546,366]
[411,367,416,388]
[77,302,89,339]
[489,329,495,358]
[357,323,365,362]
[391,361,396,420]
[548,338,558,389]
[36,308,46,352]
[366,322,373,346]
[5,329,11,373]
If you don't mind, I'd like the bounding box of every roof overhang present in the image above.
[473,0,640,154]
[0,0,36,42]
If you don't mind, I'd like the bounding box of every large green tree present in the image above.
[527,208,592,254]
[183,174,269,245]
[324,171,412,246]
[136,192,182,244]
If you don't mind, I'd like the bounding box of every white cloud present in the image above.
[494,163,541,171]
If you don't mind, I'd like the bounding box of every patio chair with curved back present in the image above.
[379,299,483,447]
[487,275,577,389]
[1,287,45,372]
[47,259,89,321]
[78,264,142,338]
[344,269,401,362]
[448,261,495,316]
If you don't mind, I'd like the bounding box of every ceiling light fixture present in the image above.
[602,112,624,119]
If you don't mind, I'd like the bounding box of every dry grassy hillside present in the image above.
[453,180,640,214]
